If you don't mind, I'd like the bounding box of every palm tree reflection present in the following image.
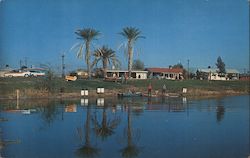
[216,99,225,123]
[40,103,58,126]
[92,105,121,141]
[120,104,140,158]
[76,105,99,158]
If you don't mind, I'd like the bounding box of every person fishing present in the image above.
[148,83,152,97]
[162,84,166,95]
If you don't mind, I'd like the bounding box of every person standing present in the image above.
[148,83,152,97]
[125,72,128,84]
[121,75,125,84]
[162,84,166,95]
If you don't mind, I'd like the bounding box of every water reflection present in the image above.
[65,104,77,113]
[40,103,59,125]
[120,103,141,158]
[81,98,89,106]
[0,116,19,157]
[216,99,225,123]
[76,105,99,158]
[0,96,249,158]
[92,104,121,141]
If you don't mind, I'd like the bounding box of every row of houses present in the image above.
[197,68,240,81]
[1,65,247,81]
[104,67,244,81]
[105,68,184,80]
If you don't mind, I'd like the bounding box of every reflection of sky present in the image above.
[0,95,249,158]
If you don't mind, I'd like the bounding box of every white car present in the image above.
[29,70,46,77]
[4,70,31,77]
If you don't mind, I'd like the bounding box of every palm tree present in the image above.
[119,27,144,78]
[74,28,101,79]
[92,46,120,78]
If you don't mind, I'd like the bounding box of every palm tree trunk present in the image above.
[128,40,133,78]
[85,105,91,146]
[127,104,132,146]
[86,41,91,79]
[103,58,108,78]
[102,107,107,129]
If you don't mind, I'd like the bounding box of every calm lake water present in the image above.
[0,95,249,158]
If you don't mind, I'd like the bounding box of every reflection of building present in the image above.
[146,68,184,80]
[81,99,89,106]
[146,104,185,112]
[97,98,105,106]
[106,70,147,79]
[4,109,37,115]
[65,104,77,112]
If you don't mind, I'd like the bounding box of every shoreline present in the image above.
[1,78,249,101]
[0,88,248,100]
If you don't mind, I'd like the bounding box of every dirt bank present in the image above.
[0,88,248,100]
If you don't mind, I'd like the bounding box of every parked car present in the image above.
[29,70,46,77]
[65,72,77,81]
[4,70,31,77]
[65,75,77,81]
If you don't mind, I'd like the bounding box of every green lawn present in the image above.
[0,77,249,95]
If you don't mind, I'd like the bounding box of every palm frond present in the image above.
[70,42,82,52]
[119,27,144,42]
[91,58,101,69]
[76,44,84,59]
[75,28,101,42]
[92,45,121,71]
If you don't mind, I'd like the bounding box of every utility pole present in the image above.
[61,54,65,78]
[188,59,190,79]
[19,60,22,69]
[24,57,28,67]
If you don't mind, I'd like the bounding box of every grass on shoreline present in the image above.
[0,77,249,98]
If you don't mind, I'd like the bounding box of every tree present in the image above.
[132,59,144,70]
[172,63,183,69]
[119,27,145,78]
[216,56,226,74]
[74,28,101,79]
[92,46,120,78]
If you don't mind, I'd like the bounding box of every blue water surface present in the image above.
[0,95,249,158]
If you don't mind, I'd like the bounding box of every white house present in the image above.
[106,70,148,79]
[146,68,184,80]
[197,68,240,80]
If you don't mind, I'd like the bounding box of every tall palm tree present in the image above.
[119,27,144,78]
[92,46,120,78]
[74,28,101,79]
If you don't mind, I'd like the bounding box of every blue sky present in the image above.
[0,0,249,73]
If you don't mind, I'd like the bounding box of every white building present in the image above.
[198,68,240,80]
[106,70,148,79]
[146,68,184,80]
